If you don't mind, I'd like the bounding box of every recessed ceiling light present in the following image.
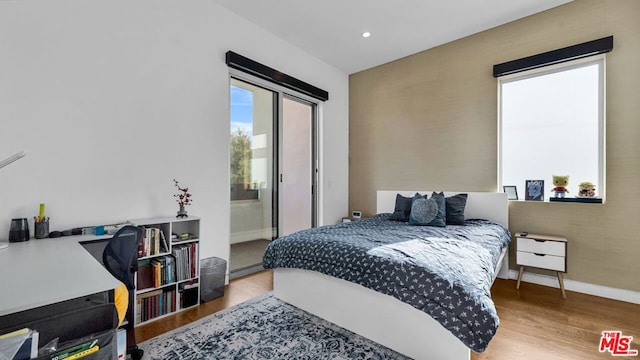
[361,32,371,38]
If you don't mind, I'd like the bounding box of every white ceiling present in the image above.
[212,0,572,74]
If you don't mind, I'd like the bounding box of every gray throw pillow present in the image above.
[389,193,414,222]
[409,197,438,226]
[445,193,468,225]
[426,192,447,227]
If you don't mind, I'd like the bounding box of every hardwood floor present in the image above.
[135,270,273,343]
[136,271,639,359]
[475,279,639,360]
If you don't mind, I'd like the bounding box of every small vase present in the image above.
[177,205,188,218]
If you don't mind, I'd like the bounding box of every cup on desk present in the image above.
[34,220,50,239]
[9,218,30,242]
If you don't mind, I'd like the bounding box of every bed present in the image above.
[263,191,510,360]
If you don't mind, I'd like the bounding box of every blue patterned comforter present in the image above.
[262,214,511,352]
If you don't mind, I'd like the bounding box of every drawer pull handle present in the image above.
[534,239,546,243]
[533,253,546,256]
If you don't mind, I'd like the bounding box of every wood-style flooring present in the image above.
[476,279,639,360]
[135,270,273,343]
[136,271,640,359]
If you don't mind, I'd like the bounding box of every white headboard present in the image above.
[376,191,508,226]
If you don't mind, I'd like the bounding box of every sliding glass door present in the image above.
[281,96,316,236]
[229,75,318,276]
[230,78,276,248]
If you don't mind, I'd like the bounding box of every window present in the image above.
[498,56,605,202]
[230,85,253,192]
[230,80,275,201]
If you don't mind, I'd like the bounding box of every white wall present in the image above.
[0,0,349,266]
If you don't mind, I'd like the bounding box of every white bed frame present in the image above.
[273,191,509,360]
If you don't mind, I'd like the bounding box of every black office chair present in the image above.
[103,225,145,360]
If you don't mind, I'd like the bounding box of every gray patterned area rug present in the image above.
[139,292,410,359]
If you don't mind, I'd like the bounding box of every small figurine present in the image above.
[551,175,570,198]
[578,181,596,197]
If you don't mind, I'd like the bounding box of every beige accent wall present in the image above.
[349,0,640,291]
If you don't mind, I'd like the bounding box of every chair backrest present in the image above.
[103,225,143,290]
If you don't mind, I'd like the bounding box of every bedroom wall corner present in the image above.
[0,0,349,268]
[348,0,640,292]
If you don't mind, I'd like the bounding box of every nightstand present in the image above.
[515,232,568,298]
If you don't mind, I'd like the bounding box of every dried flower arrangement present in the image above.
[173,179,192,217]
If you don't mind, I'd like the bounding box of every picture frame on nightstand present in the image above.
[525,180,544,201]
[503,185,518,200]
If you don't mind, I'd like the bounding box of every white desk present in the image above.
[0,234,121,317]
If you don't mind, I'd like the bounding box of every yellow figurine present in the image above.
[551,175,570,198]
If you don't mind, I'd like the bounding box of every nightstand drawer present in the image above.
[517,251,566,272]
[517,237,565,256]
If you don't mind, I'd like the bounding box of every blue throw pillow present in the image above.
[389,193,414,222]
[445,193,468,225]
[426,192,447,227]
[409,196,438,226]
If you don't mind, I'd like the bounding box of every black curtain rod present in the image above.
[493,36,613,78]
[226,51,329,102]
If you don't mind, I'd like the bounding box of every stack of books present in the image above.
[135,288,176,323]
[137,256,176,290]
[172,243,198,281]
[138,227,169,258]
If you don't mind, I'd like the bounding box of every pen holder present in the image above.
[35,220,49,239]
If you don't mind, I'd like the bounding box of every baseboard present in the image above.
[229,264,265,280]
[508,269,640,304]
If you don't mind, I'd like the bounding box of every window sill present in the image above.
[549,197,602,204]
[509,197,603,204]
